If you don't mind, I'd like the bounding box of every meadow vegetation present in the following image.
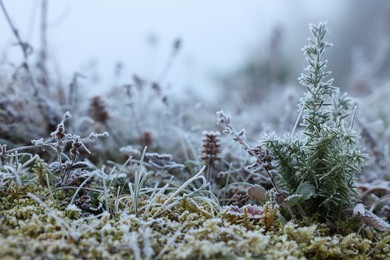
[1,2,390,258]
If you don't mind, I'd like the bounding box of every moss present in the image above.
[65,204,82,219]
[260,202,282,232]
[1,161,386,260]
[370,234,390,259]
[0,175,386,259]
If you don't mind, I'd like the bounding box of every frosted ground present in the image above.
[1,1,390,259]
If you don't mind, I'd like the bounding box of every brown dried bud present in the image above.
[51,123,65,140]
[200,131,222,161]
[75,195,92,210]
[138,131,153,148]
[89,96,109,124]
[70,138,82,161]
[67,170,90,187]
[248,145,273,172]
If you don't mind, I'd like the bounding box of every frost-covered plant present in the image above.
[200,131,222,184]
[263,23,367,220]
[0,150,39,190]
[216,110,296,218]
[31,111,109,185]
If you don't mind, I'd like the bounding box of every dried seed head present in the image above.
[51,123,65,140]
[248,145,273,173]
[138,131,153,148]
[89,96,109,124]
[51,111,71,142]
[50,123,66,152]
[75,195,92,210]
[67,170,91,187]
[200,131,222,161]
[70,137,82,161]
[216,111,233,134]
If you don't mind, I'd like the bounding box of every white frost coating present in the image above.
[354,203,390,231]
[353,203,365,215]
[66,204,81,212]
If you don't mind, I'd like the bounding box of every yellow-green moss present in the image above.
[0,177,388,259]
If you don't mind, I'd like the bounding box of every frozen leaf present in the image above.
[285,194,303,207]
[248,185,267,202]
[244,204,263,218]
[295,182,316,200]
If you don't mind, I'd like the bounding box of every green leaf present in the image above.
[248,185,267,202]
[285,194,303,207]
[295,182,316,200]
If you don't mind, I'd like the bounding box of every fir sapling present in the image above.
[263,22,367,221]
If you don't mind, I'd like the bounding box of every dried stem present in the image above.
[217,111,295,219]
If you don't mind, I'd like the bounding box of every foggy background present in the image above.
[1,0,389,102]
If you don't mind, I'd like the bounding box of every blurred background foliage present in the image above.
[1,0,390,183]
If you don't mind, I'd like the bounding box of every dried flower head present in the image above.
[75,194,93,210]
[89,96,109,124]
[51,111,70,141]
[66,169,91,187]
[248,145,273,173]
[50,123,66,152]
[200,131,222,161]
[138,131,153,148]
[70,136,82,161]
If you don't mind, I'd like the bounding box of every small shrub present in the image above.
[263,23,367,221]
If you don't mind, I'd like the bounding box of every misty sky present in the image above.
[0,1,385,100]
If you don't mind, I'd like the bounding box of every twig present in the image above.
[0,0,40,96]
[0,0,32,59]
[38,0,49,88]
[217,111,296,219]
